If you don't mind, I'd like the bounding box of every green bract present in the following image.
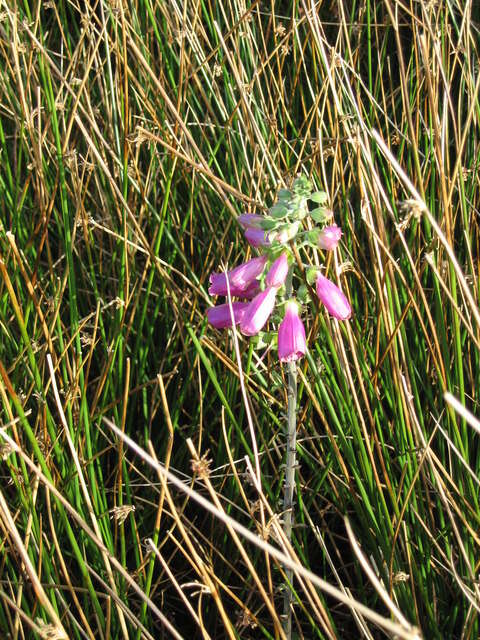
[270,204,289,218]
[309,207,329,223]
[310,191,328,204]
[306,266,321,285]
[277,188,292,200]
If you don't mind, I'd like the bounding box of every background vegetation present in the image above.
[0,0,479,638]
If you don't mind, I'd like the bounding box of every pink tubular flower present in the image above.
[240,287,278,336]
[209,255,267,296]
[318,224,342,250]
[238,213,264,229]
[265,253,289,288]
[278,300,307,362]
[244,227,271,248]
[238,279,261,299]
[315,273,351,320]
[206,302,250,328]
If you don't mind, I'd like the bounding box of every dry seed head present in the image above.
[236,608,258,630]
[110,504,135,525]
[249,499,262,514]
[36,619,68,639]
[37,431,51,457]
[190,452,212,479]
[80,332,93,347]
[398,199,426,220]
[0,442,14,461]
[393,571,410,583]
[7,467,25,486]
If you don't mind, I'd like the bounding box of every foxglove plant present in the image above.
[206,176,352,639]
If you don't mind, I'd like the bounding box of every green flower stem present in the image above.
[282,265,297,639]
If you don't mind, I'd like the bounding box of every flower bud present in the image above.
[244,227,271,247]
[315,273,351,320]
[318,224,342,250]
[270,221,300,244]
[265,253,289,288]
[238,214,264,229]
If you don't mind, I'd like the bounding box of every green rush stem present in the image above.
[282,266,297,640]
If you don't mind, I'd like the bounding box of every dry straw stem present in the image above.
[301,508,374,638]
[445,393,480,436]
[242,456,336,639]
[403,378,480,609]
[186,437,284,638]
[145,538,206,636]
[345,517,414,630]
[0,427,183,640]
[101,418,422,640]
[0,488,68,639]
[147,442,238,640]
[46,354,129,640]
[371,129,480,333]
[1,0,479,636]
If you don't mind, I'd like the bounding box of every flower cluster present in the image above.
[206,177,352,362]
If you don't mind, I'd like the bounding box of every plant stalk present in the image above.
[282,266,297,639]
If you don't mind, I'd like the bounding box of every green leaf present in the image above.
[310,207,329,223]
[306,267,320,285]
[306,228,321,243]
[310,191,328,204]
[270,204,289,218]
[297,284,310,304]
[277,189,292,201]
[259,218,279,230]
[252,331,277,350]
[292,175,312,195]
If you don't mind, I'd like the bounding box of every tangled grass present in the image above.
[0,1,479,638]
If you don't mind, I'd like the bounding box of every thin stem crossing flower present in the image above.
[206,302,250,328]
[208,255,267,296]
